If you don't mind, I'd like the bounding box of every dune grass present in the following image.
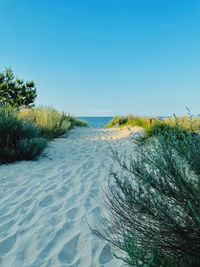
[68,116,88,128]
[105,115,151,130]
[0,106,47,164]
[106,114,200,140]
[140,116,200,143]
[163,115,200,132]
[18,107,88,140]
[0,105,87,164]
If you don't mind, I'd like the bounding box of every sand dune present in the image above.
[0,127,136,267]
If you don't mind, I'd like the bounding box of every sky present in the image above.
[0,0,200,116]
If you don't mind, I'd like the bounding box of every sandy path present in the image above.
[0,127,134,267]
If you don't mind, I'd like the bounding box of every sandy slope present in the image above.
[0,127,136,267]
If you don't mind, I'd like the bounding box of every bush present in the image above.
[141,114,200,143]
[92,119,200,266]
[0,106,47,164]
[139,120,189,143]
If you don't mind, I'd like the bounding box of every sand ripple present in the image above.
[0,127,137,267]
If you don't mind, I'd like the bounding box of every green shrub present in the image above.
[140,115,200,145]
[139,120,189,143]
[92,118,200,266]
[0,106,47,163]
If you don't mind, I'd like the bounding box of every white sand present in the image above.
[0,127,138,267]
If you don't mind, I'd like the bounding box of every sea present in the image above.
[78,116,171,128]
[78,117,113,128]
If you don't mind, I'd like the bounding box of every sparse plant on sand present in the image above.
[92,116,200,266]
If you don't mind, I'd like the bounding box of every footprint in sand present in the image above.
[58,234,80,264]
[39,194,53,207]
[0,219,16,238]
[66,207,78,221]
[0,233,16,256]
[99,244,113,264]
[0,127,130,267]
[44,184,56,192]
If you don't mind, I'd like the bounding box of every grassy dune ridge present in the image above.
[0,105,87,164]
[0,106,47,163]
[18,106,88,140]
[106,114,200,138]
[105,115,152,130]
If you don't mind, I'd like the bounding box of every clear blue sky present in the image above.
[0,0,199,116]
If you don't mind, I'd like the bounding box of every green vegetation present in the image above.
[92,116,200,266]
[0,105,87,164]
[0,68,37,108]
[0,106,47,164]
[164,115,200,132]
[105,116,122,127]
[140,115,200,143]
[105,115,151,130]
[106,114,200,144]
[68,116,88,128]
[18,107,71,140]
[0,67,87,164]
[139,120,189,143]
[18,107,88,140]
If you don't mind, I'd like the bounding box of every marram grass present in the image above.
[0,105,87,164]
[106,114,200,137]
[68,116,88,128]
[0,105,47,164]
[18,106,88,140]
[105,115,151,130]
[140,116,200,142]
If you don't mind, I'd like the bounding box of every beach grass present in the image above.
[0,105,88,164]
[140,116,200,143]
[68,116,88,128]
[105,115,151,130]
[0,105,47,164]
[18,106,88,140]
[106,114,200,140]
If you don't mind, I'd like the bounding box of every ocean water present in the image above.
[78,117,113,128]
[78,116,172,128]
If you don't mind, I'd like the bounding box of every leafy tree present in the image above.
[0,67,37,108]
